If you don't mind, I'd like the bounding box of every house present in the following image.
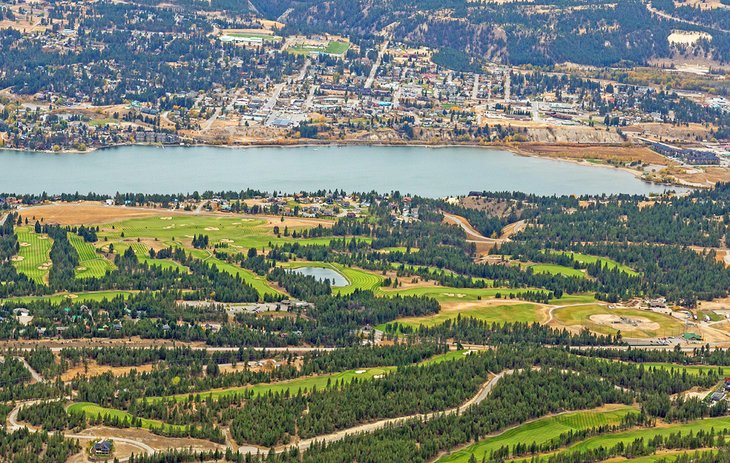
[92,440,113,456]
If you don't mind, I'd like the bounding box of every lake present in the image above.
[290,267,349,287]
[0,145,682,196]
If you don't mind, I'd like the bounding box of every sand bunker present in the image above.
[355,370,366,374]
[204,227,220,231]
[443,293,466,298]
[19,242,30,247]
[160,217,173,220]
[11,256,24,262]
[38,263,52,270]
[220,239,234,243]
[163,225,175,229]
[590,314,660,331]
[76,267,87,271]
[38,236,48,240]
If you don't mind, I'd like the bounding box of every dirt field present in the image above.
[19,203,180,225]
[61,360,156,382]
[517,144,670,164]
[590,314,661,331]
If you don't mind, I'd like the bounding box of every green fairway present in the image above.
[528,263,586,278]
[148,366,396,402]
[547,251,639,276]
[67,402,187,432]
[98,215,340,254]
[556,415,730,455]
[1,290,137,305]
[222,32,281,42]
[115,242,189,273]
[633,362,730,377]
[376,302,542,332]
[68,233,115,279]
[278,261,383,295]
[13,226,53,284]
[438,405,636,463]
[207,256,283,299]
[377,286,524,302]
[553,304,684,338]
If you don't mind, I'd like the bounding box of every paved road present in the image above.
[644,0,729,33]
[364,40,389,89]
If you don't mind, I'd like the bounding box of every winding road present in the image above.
[6,369,514,458]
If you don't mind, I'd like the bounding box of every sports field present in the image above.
[438,405,636,463]
[68,233,116,278]
[12,226,52,284]
[288,41,350,55]
[376,302,543,332]
[552,304,684,338]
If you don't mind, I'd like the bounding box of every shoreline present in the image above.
[0,139,699,190]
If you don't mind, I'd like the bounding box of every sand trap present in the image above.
[19,242,30,247]
[373,374,385,379]
[355,369,366,374]
[220,239,234,243]
[204,227,220,231]
[67,294,78,299]
[443,293,466,298]
[590,314,660,331]
[38,236,48,240]
[11,256,24,261]
[76,267,87,271]
[38,263,52,270]
[160,217,172,220]
[163,225,175,229]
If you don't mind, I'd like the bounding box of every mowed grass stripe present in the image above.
[13,226,53,284]
[67,402,187,432]
[439,405,636,463]
[512,415,730,462]
[68,233,115,279]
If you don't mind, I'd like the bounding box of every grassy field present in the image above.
[13,226,53,284]
[376,302,542,332]
[147,350,470,403]
[67,402,187,432]
[546,415,730,457]
[552,304,685,338]
[288,41,350,55]
[98,216,339,253]
[222,32,281,42]
[0,290,137,305]
[148,366,396,402]
[633,362,730,377]
[68,233,115,279]
[548,251,639,276]
[528,263,586,278]
[438,405,636,463]
[207,255,282,299]
[279,261,384,295]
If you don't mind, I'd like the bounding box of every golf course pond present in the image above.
[0,145,685,196]
[289,266,349,287]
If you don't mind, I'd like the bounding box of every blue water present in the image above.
[0,145,682,197]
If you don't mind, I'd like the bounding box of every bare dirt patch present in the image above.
[22,202,180,225]
[517,144,670,164]
[61,360,155,382]
[590,314,660,331]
